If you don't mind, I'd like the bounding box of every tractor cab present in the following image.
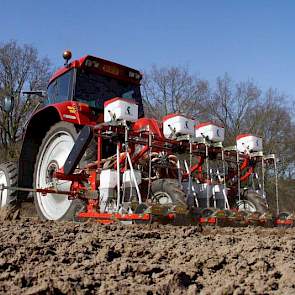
[46,51,144,117]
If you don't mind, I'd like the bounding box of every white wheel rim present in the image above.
[154,192,172,205]
[236,200,256,212]
[35,130,75,220]
[0,170,8,207]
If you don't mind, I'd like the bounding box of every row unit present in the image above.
[103,97,262,153]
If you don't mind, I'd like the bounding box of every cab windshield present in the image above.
[74,68,144,116]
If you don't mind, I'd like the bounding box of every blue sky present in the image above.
[0,0,294,96]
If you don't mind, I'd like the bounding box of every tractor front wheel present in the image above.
[33,122,82,221]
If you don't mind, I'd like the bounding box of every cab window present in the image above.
[74,68,144,116]
[47,70,74,104]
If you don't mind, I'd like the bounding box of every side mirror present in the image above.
[2,96,13,113]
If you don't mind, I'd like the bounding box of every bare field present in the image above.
[0,220,295,294]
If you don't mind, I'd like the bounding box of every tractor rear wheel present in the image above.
[33,122,83,221]
[235,191,268,214]
[151,178,187,207]
[0,162,17,208]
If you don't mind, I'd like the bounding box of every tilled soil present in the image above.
[0,220,295,295]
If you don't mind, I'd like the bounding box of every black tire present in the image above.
[0,162,17,207]
[33,122,83,221]
[150,178,187,207]
[236,191,268,214]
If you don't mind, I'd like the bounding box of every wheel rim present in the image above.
[0,170,8,207]
[153,191,172,205]
[236,200,256,212]
[35,131,75,220]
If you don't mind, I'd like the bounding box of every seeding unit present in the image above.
[0,51,292,226]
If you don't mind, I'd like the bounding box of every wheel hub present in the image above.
[46,160,59,185]
[154,191,172,205]
[236,200,256,212]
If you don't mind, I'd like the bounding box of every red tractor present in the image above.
[0,51,286,226]
[0,51,146,220]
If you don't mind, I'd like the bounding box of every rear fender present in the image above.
[48,101,97,126]
[17,102,97,201]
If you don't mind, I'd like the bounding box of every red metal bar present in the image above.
[131,145,149,164]
[54,171,88,182]
[86,199,98,212]
[89,170,97,191]
[167,213,175,220]
[94,124,253,162]
[240,158,249,171]
[275,219,294,225]
[183,156,204,177]
[240,166,254,182]
[78,211,151,221]
[199,217,217,224]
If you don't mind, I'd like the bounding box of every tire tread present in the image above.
[0,161,18,206]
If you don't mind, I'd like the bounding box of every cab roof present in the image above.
[49,55,142,85]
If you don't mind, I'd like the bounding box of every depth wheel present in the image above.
[33,122,82,221]
[235,191,268,214]
[278,212,291,220]
[150,178,187,207]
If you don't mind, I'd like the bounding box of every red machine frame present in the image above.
[45,117,270,224]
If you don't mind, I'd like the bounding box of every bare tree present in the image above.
[247,89,295,176]
[201,74,261,143]
[142,65,209,119]
[0,41,51,158]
